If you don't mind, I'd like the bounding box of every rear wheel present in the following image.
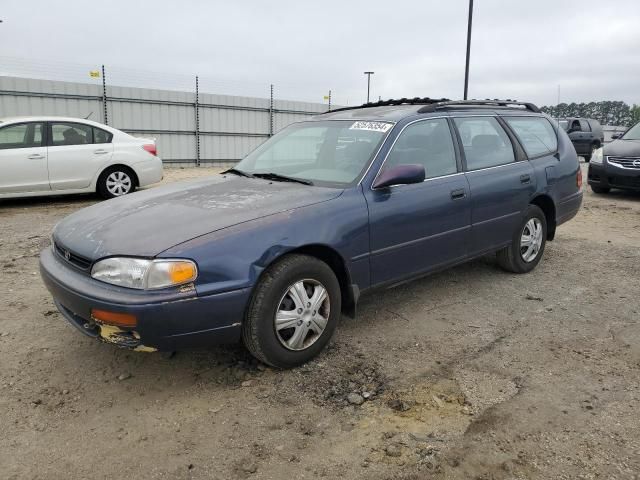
[496,205,547,274]
[242,254,341,369]
[590,185,610,194]
[97,166,136,199]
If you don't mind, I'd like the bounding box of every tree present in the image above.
[539,100,634,126]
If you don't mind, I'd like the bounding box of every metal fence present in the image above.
[0,71,335,166]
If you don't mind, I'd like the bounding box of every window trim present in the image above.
[370,116,462,191]
[502,115,559,160]
[47,121,95,147]
[451,115,521,172]
[0,121,46,150]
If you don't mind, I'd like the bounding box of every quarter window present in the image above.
[0,123,43,150]
[383,119,457,179]
[504,117,558,157]
[51,122,93,146]
[93,127,113,144]
[454,117,515,170]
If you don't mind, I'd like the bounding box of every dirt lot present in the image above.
[1,164,639,479]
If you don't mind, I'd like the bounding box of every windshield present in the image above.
[235,120,392,187]
[558,120,569,131]
[621,122,640,140]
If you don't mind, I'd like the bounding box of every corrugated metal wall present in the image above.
[0,76,331,164]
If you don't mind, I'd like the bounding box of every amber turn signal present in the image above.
[91,309,137,327]
[576,169,583,189]
[168,262,197,284]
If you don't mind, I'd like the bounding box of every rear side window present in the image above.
[384,118,457,179]
[454,117,515,170]
[504,117,558,157]
[50,122,93,146]
[93,127,113,144]
[0,123,43,150]
[579,119,591,132]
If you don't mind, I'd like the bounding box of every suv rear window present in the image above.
[504,117,558,157]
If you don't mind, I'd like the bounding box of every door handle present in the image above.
[450,188,466,200]
[520,174,531,184]
[28,154,45,160]
[94,149,108,155]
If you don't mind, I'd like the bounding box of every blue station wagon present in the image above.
[40,99,583,368]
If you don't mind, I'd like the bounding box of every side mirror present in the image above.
[611,133,622,140]
[373,164,425,189]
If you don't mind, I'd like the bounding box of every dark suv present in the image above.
[41,98,583,368]
[588,121,640,194]
[558,117,604,161]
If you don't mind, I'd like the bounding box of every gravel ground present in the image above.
[1,163,639,479]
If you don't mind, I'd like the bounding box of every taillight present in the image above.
[142,144,157,156]
[577,168,583,189]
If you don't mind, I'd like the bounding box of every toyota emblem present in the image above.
[64,250,71,261]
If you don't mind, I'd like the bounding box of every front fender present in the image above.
[160,188,370,298]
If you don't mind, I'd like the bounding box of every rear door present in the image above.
[567,119,590,154]
[364,118,471,285]
[0,122,49,194]
[453,116,535,256]
[46,122,114,190]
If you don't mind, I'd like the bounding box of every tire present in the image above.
[496,205,547,274]
[97,166,136,199]
[242,254,342,369]
[590,185,610,194]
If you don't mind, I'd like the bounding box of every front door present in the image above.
[0,122,49,194]
[364,118,471,286]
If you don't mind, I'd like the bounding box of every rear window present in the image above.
[504,117,558,157]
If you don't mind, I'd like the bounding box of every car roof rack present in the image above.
[417,99,540,113]
[326,98,540,114]
[327,97,451,113]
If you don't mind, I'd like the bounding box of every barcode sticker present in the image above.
[349,121,393,133]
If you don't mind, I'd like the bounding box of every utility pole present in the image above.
[364,71,374,103]
[463,0,474,100]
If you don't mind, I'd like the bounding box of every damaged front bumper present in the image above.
[40,247,249,351]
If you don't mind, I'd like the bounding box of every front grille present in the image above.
[607,156,640,169]
[54,242,92,270]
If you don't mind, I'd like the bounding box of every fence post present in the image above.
[195,75,200,167]
[101,65,108,125]
[269,84,274,137]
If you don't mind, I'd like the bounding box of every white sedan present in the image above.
[0,116,163,199]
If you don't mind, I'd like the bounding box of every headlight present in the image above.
[91,257,198,289]
[591,147,604,164]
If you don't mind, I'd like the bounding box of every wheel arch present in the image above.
[96,164,140,190]
[256,244,358,318]
[530,194,556,240]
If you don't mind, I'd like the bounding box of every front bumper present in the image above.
[588,161,640,191]
[40,247,249,351]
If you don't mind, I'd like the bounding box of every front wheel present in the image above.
[242,254,342,369]
[496,205,547,274]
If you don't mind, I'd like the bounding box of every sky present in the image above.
[1,0,639,107]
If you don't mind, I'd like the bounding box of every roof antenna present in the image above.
[84,112,93,119]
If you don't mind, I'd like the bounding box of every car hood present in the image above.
[604,139,640,157]
[53,174,343,260]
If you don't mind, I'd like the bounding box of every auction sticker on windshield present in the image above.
[349,121,393,133]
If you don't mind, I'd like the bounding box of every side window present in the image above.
[383,119,457,179]
[0,123,43,150]
[50,123,93,146]
[504,117,558,157]
[453,117,515,170]
[93,127,113,144]
[579,119,591,132]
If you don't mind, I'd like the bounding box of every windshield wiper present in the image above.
[222,167,254,178]
[252,172,313,185]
